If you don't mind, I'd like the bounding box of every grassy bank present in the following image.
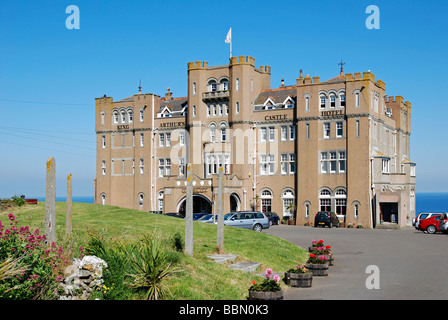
[1,202,308,299]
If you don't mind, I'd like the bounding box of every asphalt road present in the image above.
[264,224,448,300]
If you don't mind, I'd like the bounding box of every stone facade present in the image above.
[94,56,416,228]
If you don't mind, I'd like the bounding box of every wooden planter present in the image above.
[248,290,284,300]
[306,263,329,276]
[322,254,334,266]
[284,272,313,288]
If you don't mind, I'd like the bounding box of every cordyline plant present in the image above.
[126,234,182,300]
[249,268,281,292]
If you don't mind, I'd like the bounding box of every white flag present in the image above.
[225,28,231,43]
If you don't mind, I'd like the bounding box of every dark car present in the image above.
[193,213,209,221]
[264,212,280,225]
[314,212,339,228]
[163,212,184,219]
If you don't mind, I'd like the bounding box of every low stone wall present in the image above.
[57,255,108,300]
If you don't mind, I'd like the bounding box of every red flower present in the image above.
[252,280,256,285]
[309,254,316,258]
[326,246,331,249]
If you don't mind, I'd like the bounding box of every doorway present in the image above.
[380,202,399,223]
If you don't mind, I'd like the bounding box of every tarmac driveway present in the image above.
[265,225,448,300]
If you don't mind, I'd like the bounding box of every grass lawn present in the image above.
[1,202,309,300]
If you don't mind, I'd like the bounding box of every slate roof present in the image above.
[254,86,297,106]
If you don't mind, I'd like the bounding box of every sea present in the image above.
[33,192,448,216]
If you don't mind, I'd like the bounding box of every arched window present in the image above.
[209,123,216,143]
[260,189,272,213]
[208,80,217,92]
[120,110,126,123]
[282,189,295,218]
[100,193,106,206]
[319,188,332,212]
[113,111,119,124]
[335,188,347,215]
[138,193,144,207]
[158,191,164,212]
[128,109,133,123]
[330,94,336,108]
[220,78,229,90]
[320,95,326,109]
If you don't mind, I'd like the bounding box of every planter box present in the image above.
[284,272,313,288]
[306,263,329,276]
[248,290,283,300]
[322,254,334,266]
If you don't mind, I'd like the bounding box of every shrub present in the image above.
[0,213,77,299]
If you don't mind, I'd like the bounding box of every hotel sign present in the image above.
[160,121,185,128]
[264,114,287,121]
[321,110,344,117]
[182,187,208,194]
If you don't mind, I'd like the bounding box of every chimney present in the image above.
[280,79,285,88]
[300,69,303,78]
[165,87,173,101]
[138,80,142,94]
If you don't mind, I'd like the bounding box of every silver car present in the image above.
[224,211,270,232]
[439,213,448,233]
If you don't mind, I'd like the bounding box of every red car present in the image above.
[418,214,442,234]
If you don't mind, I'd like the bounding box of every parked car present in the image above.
[163,212,184,219]
[264,212,280,225]
[197,214,218,223]
[439,213,448,233]
[193,213,209,221]
[418,214,442,234]
[314,212,339,228]
[224,211,270,232]
[414,212,444,230]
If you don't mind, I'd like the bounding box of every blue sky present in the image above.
[0,0,447,197]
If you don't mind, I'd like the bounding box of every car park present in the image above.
[264,212,280,225]
[439,213,448,233]
[414,212,444,230]
[417,214,442,234]
[314,212,339,228]
[224,211,270,232]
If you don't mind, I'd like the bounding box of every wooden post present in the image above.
[185,163,193,256]
[66,173,72,238]
[45,157,56,244]
[217,166,224,253]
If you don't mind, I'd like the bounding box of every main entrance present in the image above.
[380,202,399,223]
[177,195,212,217]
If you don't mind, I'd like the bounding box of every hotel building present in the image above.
[94,55,416,228]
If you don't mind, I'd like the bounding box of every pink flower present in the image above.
[8,213,15,221]
[273,275,280,282]
[265,268,273,278]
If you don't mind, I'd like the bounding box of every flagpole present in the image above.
[230,40,232,58]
